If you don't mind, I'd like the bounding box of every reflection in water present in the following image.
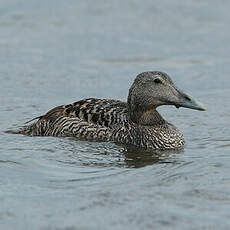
[122,146,184,168]
[55,138,184,168]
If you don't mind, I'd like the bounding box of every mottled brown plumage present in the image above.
[13,71,206,150]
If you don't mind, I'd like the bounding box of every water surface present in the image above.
[1,0,230,229]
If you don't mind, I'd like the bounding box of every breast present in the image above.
[112,122,185,150]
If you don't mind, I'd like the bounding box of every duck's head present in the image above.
[127,71,206,124]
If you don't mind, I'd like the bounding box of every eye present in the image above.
[154,78,162,84]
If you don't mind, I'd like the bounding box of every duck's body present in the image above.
[20,98,184,149]
[16,71,205,150]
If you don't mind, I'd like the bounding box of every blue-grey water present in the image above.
[1,0,230,229]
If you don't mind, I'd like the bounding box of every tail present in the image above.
[5,116,42,135]
[5,125,33,135]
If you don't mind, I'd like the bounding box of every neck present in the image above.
[128,108,166,126]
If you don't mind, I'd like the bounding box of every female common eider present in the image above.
[16,71,205,150]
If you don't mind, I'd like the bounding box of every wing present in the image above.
[34,98,128,127]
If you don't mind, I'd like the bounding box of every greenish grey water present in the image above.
[1,0,230,229]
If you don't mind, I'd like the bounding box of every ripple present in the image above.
[0,160,22,165]
[100,57,206,65]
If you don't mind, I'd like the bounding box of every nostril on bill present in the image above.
[184,95,191,101]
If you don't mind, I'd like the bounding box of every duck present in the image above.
[16,71,206,150]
